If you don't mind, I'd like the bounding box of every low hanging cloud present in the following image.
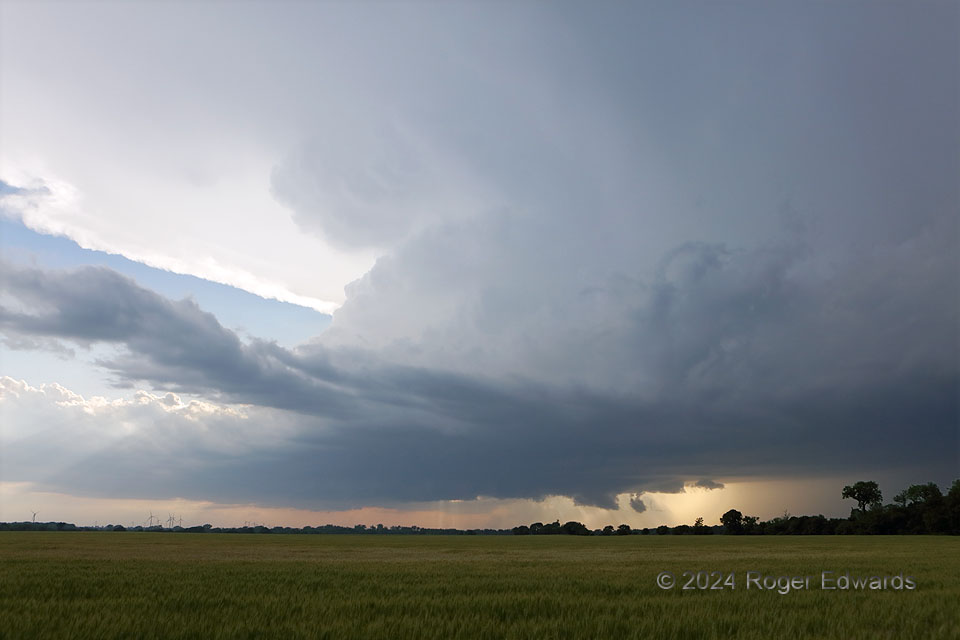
[689,479,725,491]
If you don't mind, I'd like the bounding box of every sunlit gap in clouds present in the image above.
[0,165,373,315]
[0,217,335,349]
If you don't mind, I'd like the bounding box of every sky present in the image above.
[0,0,957,530]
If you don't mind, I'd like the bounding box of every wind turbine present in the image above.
[31,511,38,523]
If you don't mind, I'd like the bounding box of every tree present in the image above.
[693,517,711,535]
[893,482,942,507]
[616,524,632,536]
[842,481,882,512]
[949,479,960,500]
[720,509,744,534]
[602,525,615,536]
[561,521,591,536]
[947,479,960,534]
[656,525,670,535]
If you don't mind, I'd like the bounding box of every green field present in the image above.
[1,533,957,639]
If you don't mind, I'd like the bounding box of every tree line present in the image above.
[3,479,957,536]
[708,478,960,535]
[0,521,513,535]
[514,479,960,536]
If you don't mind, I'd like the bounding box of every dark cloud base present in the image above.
[2,252,956,511]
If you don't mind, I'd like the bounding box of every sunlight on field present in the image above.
[1,533,957,639]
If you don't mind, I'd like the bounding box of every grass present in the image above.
[0,533,957,639]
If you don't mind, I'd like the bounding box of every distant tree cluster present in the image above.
[0,522,87,532]
[704,479,960,536]
[511,520,592,535]
[833,479,960,535]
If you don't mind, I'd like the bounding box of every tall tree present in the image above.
[842,481,883,512]
[720,509,744,534]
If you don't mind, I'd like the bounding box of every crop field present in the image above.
[0,533,957,639]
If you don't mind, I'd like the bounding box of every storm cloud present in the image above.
[1,240,955,510]
[1,2,957,513]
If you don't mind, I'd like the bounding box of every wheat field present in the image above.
[0,532,956,639]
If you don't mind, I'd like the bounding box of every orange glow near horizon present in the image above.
[0,478,854,530]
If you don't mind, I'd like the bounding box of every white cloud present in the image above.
[0,376,296,469]
[0,163,363,314]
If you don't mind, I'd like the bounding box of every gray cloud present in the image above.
[629,495,647,514]
[1,239,955,511]
[270,125,473,250]
[1,333,74,359]
[690,479,725,491]
[1,2,957,511]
